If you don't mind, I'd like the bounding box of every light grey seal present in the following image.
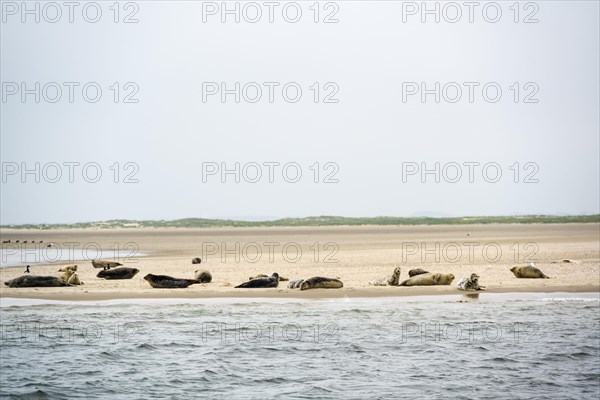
[457,273,485,291]
[300,277,343,290]
[400,273,455,286]
[287,279,304,289]
[97,267,140,280]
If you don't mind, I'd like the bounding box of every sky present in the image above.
[1,0,599,224]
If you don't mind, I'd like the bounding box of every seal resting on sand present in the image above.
[59,270,74,282]
[67,272,82,285]
[97,267,139,280]
[510,266,549,279]
[235,273,279,288]
[400,273,455,286]
[369,267,402,286]
[408,268,429,277]
[457,273,485,291]
[58,264,77,273]
[92,260,123,270]
[287,279,304,289]
[249,274,289,281]
[194,270,212,283]
[5,275,71,288]
[143,274,201,288]
[300,277,343,290]
[192,258,202,264]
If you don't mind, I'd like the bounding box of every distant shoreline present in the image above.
[2,215,599,230]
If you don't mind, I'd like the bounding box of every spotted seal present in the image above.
[457,273,484,291]
[510,266,549,279]
[300,277,343,290]
[400,273,455,286]
[369,267,402,286]
[92,260,123,270]
[143,274,201,288]
[235,273,279,288]
[97,267,139,280]
[5,275,71,288]
[287,279,304,289]
[194,270,212,283]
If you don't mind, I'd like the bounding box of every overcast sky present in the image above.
[1,1,598,224]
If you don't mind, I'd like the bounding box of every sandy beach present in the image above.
[1,223,598,300]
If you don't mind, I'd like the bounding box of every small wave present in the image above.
[135,343,158,350]
[8,390,50,399]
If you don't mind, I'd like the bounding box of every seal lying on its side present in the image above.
[287,279,304,289]
[143,274,201,288]
[400,273,455,286]
[249,274,289,281]
[194,270,212,283]
[457,273,484,291]
[408,268,429,277]
[300,277,343,290]
[236,273,279,288]
[5,275,72,288]
[67,272,82,285]
[97,267,140,280]
[510,266,549,279]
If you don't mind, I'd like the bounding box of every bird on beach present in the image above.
[24,265,30,274]
[91,259,123,270]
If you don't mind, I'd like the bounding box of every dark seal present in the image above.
[5,275,71,288]
[97,267,140,280]
[408,268,429,277]
[235,273,279,288]
[143,274,201,288]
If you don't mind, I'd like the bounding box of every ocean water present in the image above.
[0,294,599,399]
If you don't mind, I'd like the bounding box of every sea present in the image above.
[0,293,599,399]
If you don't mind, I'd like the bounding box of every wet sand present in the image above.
[1,223,598,300]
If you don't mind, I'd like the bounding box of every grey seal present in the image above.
[143,274,201,288]
[300,277,343,290]
[97,267,140,280]
[235,273,279,288]
[5,275,72,288]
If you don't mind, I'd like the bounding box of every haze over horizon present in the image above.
[2,1,599,225]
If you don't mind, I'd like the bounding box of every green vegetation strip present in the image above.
[2,215,599,229]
